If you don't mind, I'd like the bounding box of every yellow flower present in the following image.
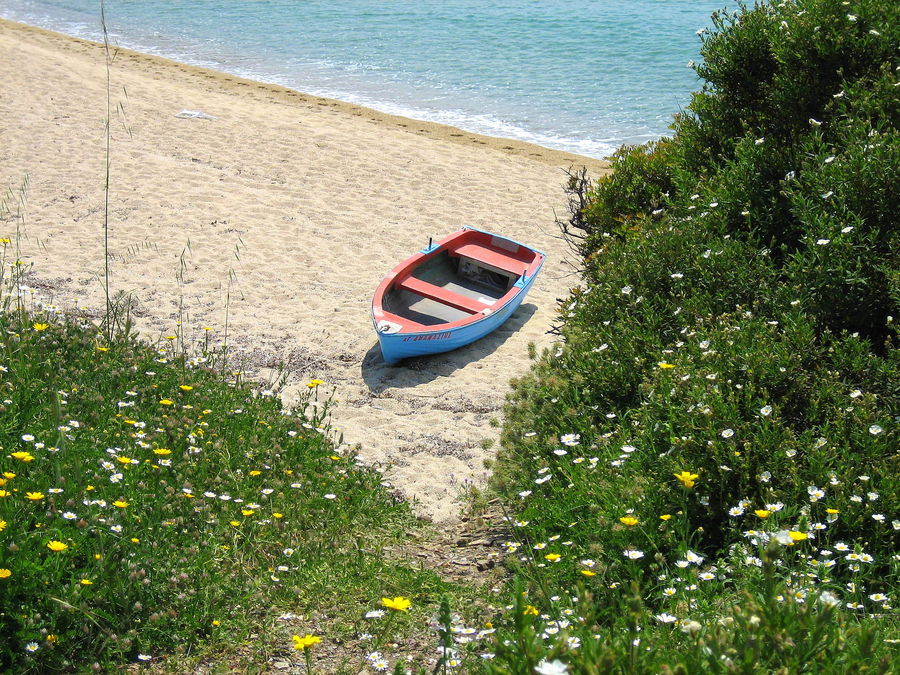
[0,568,11,578]
[381,596,411,612]
[0,490,10,497]
[755,509,771,519]
[32,323,49,331]
[159,399,174,406]
[673,471,699,488]
[25,491,45,501]
[94,554,102,560]
[248,470,262,476]
[179,385,193,391]
[241,509,255,516]
[581,569,597,577]
[273,512,284,519]
[115,456,132,464]
[229,520,240,527]
[307,379,325,388]
[112,500,129,508]
[544,553,562,562]
[3,472,14,479]
[153,448,172,455]
[10,451,34,462]
[292,634,321,651]
[96,346,109,352]
[825,508,840,514]
[523,605,539,616]
[619,516,639,526]
[47,540,68,552]
[46,635,57,643]
[211,620,221,626]
[0,519,6,531]
[80,579,93,585]
[164,335,177,341]
[659,514,673,521]
[658,362,675,369]
[788,531,808,542]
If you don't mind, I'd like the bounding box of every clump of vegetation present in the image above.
[486,0,898,671]
[0,294,451,672]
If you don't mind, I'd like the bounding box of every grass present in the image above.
[0,296,474,672]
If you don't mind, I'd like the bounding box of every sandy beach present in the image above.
[0,19,608,523]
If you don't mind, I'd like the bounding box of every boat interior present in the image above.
[383,242,533,326]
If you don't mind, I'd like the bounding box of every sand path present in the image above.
[0,20,607,522]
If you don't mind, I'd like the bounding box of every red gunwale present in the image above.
[372,229,544,334]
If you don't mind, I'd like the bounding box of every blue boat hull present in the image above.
[375,272,538,364]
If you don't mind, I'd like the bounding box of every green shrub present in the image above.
[491,0,899,671]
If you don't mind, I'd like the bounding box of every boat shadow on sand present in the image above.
[360,302,539,393]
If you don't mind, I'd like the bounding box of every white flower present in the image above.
[535,659,569,675]
[621,286,633,295]
[760,405,773,416]
[774,531,793,546]
[721,428,734,439]
[842,226,854,233]
[655,613,678,623]
[623,549,645,560]
[868,593,888,603]
[681,620,702,635]
[809,118,822,126]
[365,609,386,619]
[868,425,883,435]
[62,511,77,520]
[323,493,337,499]
[685,550,704,564]
[137,654,152,661]
[25,642,39,653]
[816,239,831,246]
[560,433,580,447]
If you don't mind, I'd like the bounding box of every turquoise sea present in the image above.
[0,0,727,158]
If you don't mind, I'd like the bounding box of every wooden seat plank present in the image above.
[397,275,491,314]
[452,242,531,276]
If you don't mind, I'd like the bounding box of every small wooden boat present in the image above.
[372,227,545,364]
